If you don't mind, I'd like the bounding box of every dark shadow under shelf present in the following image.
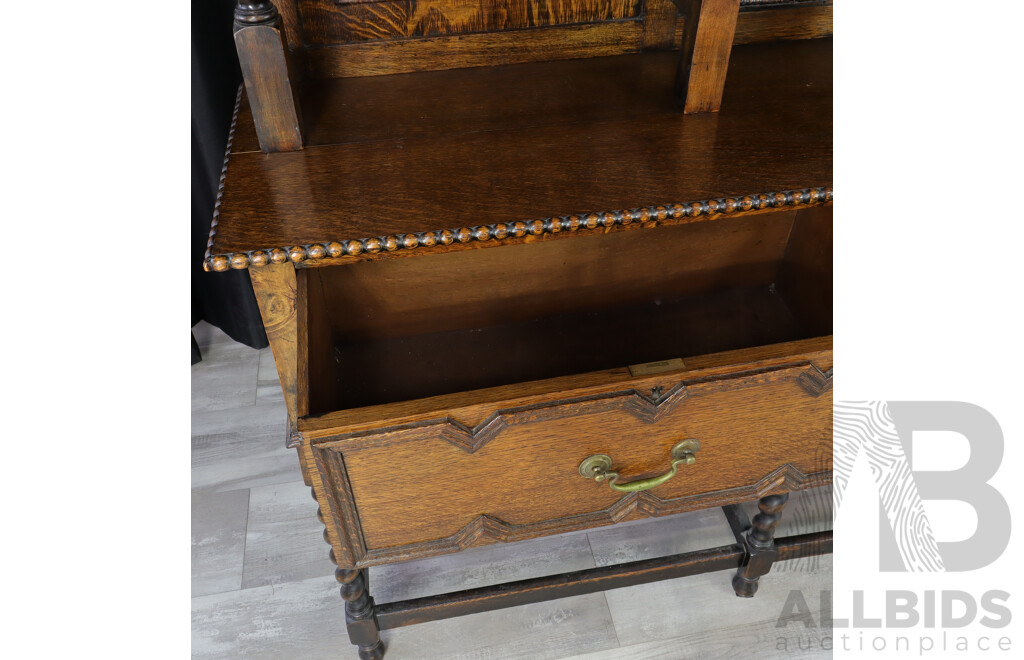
[328,284,811,410]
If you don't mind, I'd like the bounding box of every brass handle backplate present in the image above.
[578,439,702,492]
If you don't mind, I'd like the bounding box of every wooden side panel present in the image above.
[299,0,641,44]
[313,358,833,564]
[250,264,300,422]
[305,270,344,415]
[235,22,303,152]
[777,205,832,336]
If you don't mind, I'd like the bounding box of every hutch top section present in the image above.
[207,1,831,271]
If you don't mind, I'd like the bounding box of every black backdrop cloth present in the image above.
[192,0,269,361]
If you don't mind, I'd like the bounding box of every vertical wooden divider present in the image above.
[233,1,303,152]
[672,0,742,113]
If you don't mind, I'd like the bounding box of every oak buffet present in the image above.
[205,1,834,657]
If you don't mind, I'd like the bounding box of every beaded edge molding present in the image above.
[203,83,244,273]
[203,88,833,273]
[204,185,833,272]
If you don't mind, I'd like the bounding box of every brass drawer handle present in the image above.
[578,439,702,492]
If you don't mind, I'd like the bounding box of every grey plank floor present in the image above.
[192,321,832,659]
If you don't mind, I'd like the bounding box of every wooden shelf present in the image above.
[207,37,831,271]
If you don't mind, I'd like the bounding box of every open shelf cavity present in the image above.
[301,206,831,416]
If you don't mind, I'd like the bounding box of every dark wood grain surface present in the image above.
[211,38,830,260]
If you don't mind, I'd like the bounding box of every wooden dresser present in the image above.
[206,1,833,657]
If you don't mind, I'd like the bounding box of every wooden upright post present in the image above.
[643,0,681,51]
[673,0,742,113]
[233,1,303,152]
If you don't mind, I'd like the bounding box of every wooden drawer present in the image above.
[296,204,832,568]
[310,348,830,566]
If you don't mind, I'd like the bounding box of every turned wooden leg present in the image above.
[338,568,385,660]
[731,492,789,598]
[311,488,384,659]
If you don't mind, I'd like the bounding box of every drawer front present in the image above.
[311,357,832,567]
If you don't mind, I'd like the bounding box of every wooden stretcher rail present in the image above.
[374,529,832,629]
